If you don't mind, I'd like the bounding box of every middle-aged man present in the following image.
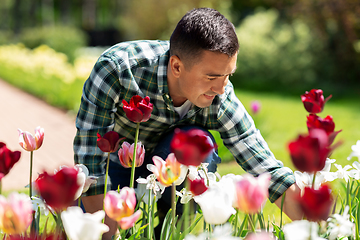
[74,7,303,239]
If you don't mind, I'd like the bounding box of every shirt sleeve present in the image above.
[73,55,122,196]
[217,85,295,203]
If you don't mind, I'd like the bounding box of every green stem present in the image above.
[147,189,152,239]
[29,151,33,199]
[183,178,190,236]
[311,171,317,189]
[130,123,140,188]
[171,183,176,240]
[0,180,2,195]
[102,152,111,224]
[247,214,256,232]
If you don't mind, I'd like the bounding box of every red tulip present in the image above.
[122,95,153,123]
[301,89,332,114]
[306,114,341,145]
[0,142,21,180]
[170,128,215,166]
[189,178,208,196]
[288,129,330,173]
[298,184,333,221]
[96,131,123,153]
[35,167,80,211]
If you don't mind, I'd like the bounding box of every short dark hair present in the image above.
[170,8,239,68]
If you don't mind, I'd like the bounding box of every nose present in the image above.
[211,76,228,95]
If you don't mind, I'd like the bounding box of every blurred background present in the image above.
[0,0,359,172]
[1,0,359,103]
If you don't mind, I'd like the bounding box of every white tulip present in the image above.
[61,206,109,240]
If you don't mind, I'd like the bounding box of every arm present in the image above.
[82,194,118,240]
[274,183,304,221]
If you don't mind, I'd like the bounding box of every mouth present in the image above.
[203,94,216,100]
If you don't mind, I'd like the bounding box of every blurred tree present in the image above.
[231,0,360,88]
[117,0,232,40]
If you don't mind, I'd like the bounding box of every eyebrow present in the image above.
[206,66,237,77]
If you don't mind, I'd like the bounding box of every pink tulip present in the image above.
[118,141,145,168]
[234,173,271,214]
[18,126,44,151]
[0,192,32,234]
[150,153,182,187]
[104,189,141,229]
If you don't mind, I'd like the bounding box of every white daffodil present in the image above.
[349,161,360,180]
[283,220,326,240]
[136,174,164,204]
[334,164,353,182]
[176,188,194,204]
[347,140,360,161]
[61,206,109,240]
[31,196,49,217]
[327,206,354,240]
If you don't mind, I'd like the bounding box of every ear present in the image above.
[169,55,184,78]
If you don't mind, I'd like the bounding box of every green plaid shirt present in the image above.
[74,40,295,202]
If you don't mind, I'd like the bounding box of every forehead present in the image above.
[193,50,237,75]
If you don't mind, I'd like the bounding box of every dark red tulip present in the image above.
[170,128,215,166]
[301,89,332,114]
[190,178,208,196]
[97,131,123,153]
[298,184,333,221]
[122,95,153,123]
[288,129,330,172]
[0,142,21,180]
[35,167,79,211]
[307,114,342,145]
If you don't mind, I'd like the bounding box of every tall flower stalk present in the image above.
[96,131,123,223]
[130,123,140,188]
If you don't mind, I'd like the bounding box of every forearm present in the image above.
[82,194,118,240]
[274,183,303,221]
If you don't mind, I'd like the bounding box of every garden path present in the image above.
[0,79,76,191]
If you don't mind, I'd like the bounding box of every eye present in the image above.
[208,77,217,81]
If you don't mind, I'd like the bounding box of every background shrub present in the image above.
[17,26,88,63]
[233,8,323,95]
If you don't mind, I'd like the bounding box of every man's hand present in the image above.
[274,183,304,221]
[82,194,118,240]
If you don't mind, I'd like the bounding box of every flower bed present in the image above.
[0,89,360,240]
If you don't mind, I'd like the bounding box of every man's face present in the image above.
[171,50,237,108]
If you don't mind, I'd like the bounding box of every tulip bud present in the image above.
[0,142,21,180]
[301,89,332,114]
[96,131,123,153]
